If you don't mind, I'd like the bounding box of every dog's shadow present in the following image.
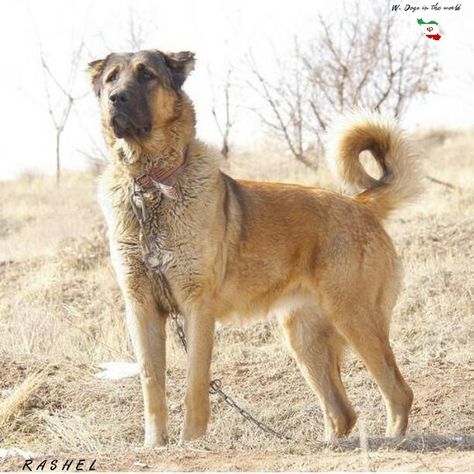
[324,432,474,452]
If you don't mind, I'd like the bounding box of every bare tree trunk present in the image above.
[209,66,235,160]
[56,132,61,185]
[221,85,231,160]
[221,141,229,160]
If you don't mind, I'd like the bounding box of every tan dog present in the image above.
[88,49,420,446]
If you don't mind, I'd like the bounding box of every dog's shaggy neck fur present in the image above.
[104,94,201,180]
[100,92,220,218]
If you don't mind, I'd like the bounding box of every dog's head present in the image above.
[88,50,195,141]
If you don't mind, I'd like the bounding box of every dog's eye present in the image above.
[106,71,118,83]
[141,70,154,81]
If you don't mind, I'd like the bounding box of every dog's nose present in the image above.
[109,90,129,105]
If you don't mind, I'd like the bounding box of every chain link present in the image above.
[170,312,187,351]
[131,188,290,441]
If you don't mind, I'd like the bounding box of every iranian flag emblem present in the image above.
[417,18,441,41]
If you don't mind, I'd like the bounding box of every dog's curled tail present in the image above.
[326,110,423,220]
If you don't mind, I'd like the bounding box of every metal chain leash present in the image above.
[130,186,290,441]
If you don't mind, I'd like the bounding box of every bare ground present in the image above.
[0,130,473,471]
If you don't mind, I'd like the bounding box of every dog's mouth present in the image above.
[111,114,152,139]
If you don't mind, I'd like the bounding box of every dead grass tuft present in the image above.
[0,368,48,437]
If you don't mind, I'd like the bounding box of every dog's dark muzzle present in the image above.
[109,88,152,138]
[110,113,151,139]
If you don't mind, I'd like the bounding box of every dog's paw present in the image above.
[144,427,169,448]
[179,417,208,443]
[179,427,206,444]
[180,395,210,443]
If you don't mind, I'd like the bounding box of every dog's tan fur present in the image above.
[89,50,420,447]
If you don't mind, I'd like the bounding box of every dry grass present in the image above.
[0,369,47,435]
[0,130,473,471]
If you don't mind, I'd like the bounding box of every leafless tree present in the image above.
[209,66,236,159]
[40,39,87,184]
[247,40,317,170]
[248,3,441,169]
[125,6,149,51]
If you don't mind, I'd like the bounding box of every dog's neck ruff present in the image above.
[135,146,189,200]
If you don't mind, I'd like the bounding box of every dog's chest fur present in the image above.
[141,192,199,275]
[98,145,225,313]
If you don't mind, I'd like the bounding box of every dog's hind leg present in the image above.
[280,305,357,441]
[331,306,413,437]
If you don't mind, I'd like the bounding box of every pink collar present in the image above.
[135,147,189,199]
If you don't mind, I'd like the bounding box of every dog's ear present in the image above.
[88,56,109,96]
[163,51,195,88]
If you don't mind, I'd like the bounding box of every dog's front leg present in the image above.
[180,312,215,442]
[125,291,168,447]
[113,250,168,447]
